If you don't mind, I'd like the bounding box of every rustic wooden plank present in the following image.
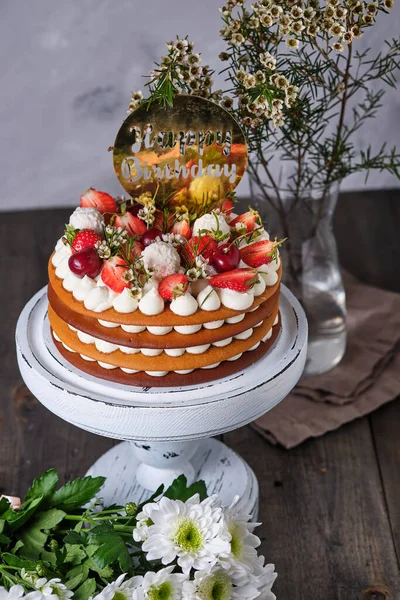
[369,402,400,565]
[225,422,400,600]
[0,209,115,497]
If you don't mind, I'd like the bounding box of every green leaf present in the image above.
[63,531,84,545]
[65,564,89,591]
[73,577,96,600]
[0,496,11,516]
[88,524,132,572]
[164,475,208,502]
[50,476,106,510]
[25,469,59,504]
[5,496,44,532]
[0,533,11,544]
[19,509,66,560]
[1,553,37,571]
[64,543,87,566]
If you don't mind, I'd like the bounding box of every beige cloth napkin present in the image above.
[252,272,400,448]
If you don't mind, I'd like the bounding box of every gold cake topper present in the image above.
[113,95,248,208]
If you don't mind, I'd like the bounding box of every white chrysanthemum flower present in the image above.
[141,494,231,574]
[0,585,25,599]
[24,577,73,600]
[219,496,262,579]
[182,566,260,600]
[91,574,137,600]
[130,566,187,600]
[133,501,160,542]
[253,557,278,600]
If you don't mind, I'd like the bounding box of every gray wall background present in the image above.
[1,0,399,211]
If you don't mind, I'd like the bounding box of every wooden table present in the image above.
[1,192,399,600]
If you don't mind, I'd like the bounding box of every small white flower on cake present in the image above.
[142,242,181,279]
[69,207,104,235]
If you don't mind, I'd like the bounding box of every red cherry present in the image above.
[126,202,142,217]
[212,243,240,272]
[68,247,103,279]
[141,227,163,247]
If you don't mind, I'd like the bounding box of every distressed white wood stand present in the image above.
[16,285,307,518]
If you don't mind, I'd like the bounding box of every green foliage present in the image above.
[164,475,208,502]
[0,469,208,596]
[50,476,105,511]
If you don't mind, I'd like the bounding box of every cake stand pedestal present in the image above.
[16,285,307,518]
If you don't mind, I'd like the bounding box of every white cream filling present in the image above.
[55,318,278,376]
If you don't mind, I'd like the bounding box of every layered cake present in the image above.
[48,192,282,386]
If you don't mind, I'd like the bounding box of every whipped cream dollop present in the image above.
[253,276,266,297]
[84,286,115,312]
[170,292,198,316]
[69,207,105,235]
[52,239,72,268]
[138,288,165,315]
[258,254,280,287]
[62,271,81,292]
[193,212,230,237]
[197,285,221,311]
[142,242,180,279]
[73,275,97,301]
[190,278,210,297]
[218,288,255,310]
[112,288,138,313]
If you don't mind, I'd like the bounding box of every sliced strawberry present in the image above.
[101,256,131,293]
[171,219,192,240]
[154,210,175,233]
[115,213,146,237]
[130,240,144,259]
[183,235,218,263]
[230,209,262,233]
[221,198,234,216]
[123,239,144,261]
[210,268,258,293]
[240,240,279,268]
[159,274,189,301]
[80,188,116,214]
[71,229,102,254]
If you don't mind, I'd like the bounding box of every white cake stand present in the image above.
[16,285,307,518]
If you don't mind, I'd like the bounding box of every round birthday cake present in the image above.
[47,95,283,387]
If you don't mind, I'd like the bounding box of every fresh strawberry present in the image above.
[80,188,116,214]
[101,256,131,293]
[240,240,280,268]
[210,268,258,293]
[115,213,146,237]
[183,235,218,263]
[230,209,262,233]
[70,229,102,254]
[124,240,144,261]
[221,198,234,216]
[159,274,189,301]
[171,219,192,240]
[154,210,175,232]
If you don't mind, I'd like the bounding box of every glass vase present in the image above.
[249,182,346,376]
